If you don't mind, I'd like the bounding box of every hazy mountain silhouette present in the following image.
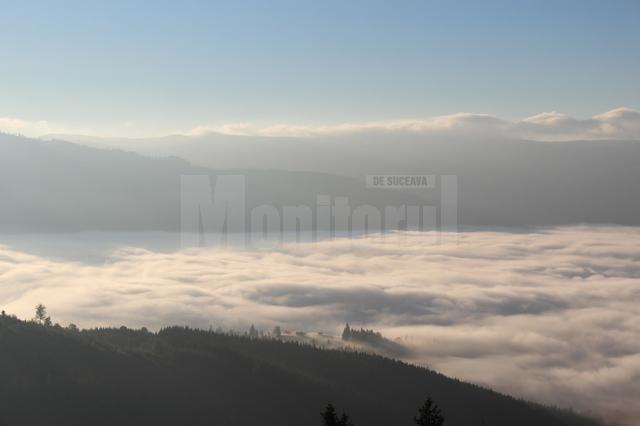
[0,133,424,233]
[0,314,599,426]
[43,132,640,227]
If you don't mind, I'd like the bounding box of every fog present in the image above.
[2,108,640,424]
[1,227,638,424]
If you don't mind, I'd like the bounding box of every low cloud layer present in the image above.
[188,107,640,141]
[4,107,640,141]
[0,117,62,137]
[1,227,639,424]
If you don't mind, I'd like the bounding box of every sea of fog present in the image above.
[1,227,639,425]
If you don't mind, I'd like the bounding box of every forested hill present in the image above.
[0,315,598,426]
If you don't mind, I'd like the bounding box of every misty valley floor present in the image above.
[1,227,639,424]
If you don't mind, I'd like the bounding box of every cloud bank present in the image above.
[4,107,640,141]
[0,117,61,137]
[1,227,639,424]
[188,107,640,141]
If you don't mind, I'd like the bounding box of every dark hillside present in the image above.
[0,315,598,426]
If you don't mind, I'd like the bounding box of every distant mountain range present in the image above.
[0,315,599,426]
[0,133,422,233]
[2,131,640,233]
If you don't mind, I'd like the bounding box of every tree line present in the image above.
[0,305,598,426]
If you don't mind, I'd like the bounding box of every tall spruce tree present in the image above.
[414,396,444,426]
[321,403,353,426]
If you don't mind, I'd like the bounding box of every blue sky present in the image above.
[1,0,639,136]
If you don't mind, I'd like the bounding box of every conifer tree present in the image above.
[341,323,352,341]
[321,403,353,426]
[414,396,445,426]
[34,304,51,326]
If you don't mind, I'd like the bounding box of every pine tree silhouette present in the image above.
[414,396,444,426]
[33,304,51,326]
[321,403,339,426]
[341,323,352,340]
[339,412,353,426]
[321,403,353,426]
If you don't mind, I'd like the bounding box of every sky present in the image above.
[1,0,639,137]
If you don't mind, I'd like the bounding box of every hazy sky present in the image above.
[1,0,639,136]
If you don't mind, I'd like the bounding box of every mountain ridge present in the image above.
[0,314,599,426]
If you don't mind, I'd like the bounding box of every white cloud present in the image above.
[187,107,640,141]
[1,226,639,424]
[5,107,640,141]
[186,114,512,138]
[0,116,74,137]
[518,107,640,141]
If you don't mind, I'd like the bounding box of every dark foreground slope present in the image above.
[0,316,597,426]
